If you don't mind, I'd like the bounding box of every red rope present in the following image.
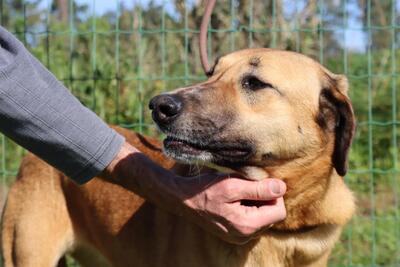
[199,0,216,75]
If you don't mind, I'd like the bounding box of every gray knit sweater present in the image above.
[0,26,124,184]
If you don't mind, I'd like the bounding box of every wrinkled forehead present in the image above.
[212,49,322,81]
[210,49,325,106]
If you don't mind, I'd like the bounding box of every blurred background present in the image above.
[0,0,399,266]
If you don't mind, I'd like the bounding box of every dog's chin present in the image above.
[163,146,214,164]
[163,136,265,180]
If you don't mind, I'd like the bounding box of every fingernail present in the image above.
[271,180,281,195]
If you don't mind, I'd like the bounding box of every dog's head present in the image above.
[149,49,355,180]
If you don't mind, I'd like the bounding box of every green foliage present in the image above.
[0,0,399,266]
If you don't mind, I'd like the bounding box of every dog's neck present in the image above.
[262,152,354,231]
[201,151,354,231]
[177,144,355,232]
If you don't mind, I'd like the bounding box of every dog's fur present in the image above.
[1,49,356,267]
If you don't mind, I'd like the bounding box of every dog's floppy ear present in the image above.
[317,74,356,176]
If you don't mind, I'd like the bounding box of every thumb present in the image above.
[234,179,286,201]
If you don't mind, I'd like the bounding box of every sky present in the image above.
[34,0,384,52]
[81,0,370,51]
[75,0,176,14]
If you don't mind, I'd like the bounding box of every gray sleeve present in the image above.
[0,26,125,184]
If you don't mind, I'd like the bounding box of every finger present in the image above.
[231,179,286,201]
[224,198,286,236]
[244,197,287,228]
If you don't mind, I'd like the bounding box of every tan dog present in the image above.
[2,48,355,267]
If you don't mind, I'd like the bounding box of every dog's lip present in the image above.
[163,136,252,158]
[163,137,204,156]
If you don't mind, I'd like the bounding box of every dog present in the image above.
[1,48,356,267]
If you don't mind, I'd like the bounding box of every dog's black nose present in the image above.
[149,94,183,125]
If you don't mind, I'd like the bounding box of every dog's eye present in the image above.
[241,76,272,91]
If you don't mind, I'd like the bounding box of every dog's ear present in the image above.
[317,74,356,176]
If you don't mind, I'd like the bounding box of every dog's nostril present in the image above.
[149,97,157,110]
[159,102,179,117]
[150,94,183,123]
[149,101,155,110]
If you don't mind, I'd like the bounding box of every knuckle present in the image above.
[204,189,214,202]
[221,179,239,195]
[237,225,256,236]
[255,183,264,199]
[225,212,239,224]
[231,219,257,236]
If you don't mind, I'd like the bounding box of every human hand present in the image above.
[102,142,286,244]
[176,174,287,244]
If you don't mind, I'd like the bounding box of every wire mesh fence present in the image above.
[0,0,399,266]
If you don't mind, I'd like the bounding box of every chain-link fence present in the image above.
[0,0,399,266]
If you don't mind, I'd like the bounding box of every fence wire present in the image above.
[0,0,399,266]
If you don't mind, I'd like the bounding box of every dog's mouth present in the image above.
[163,135,253,166]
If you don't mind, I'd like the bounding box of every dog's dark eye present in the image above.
[241,76,272,91]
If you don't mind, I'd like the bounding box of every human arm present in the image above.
[0,26,124,184]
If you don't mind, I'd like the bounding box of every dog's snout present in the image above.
[149,94,183,125]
